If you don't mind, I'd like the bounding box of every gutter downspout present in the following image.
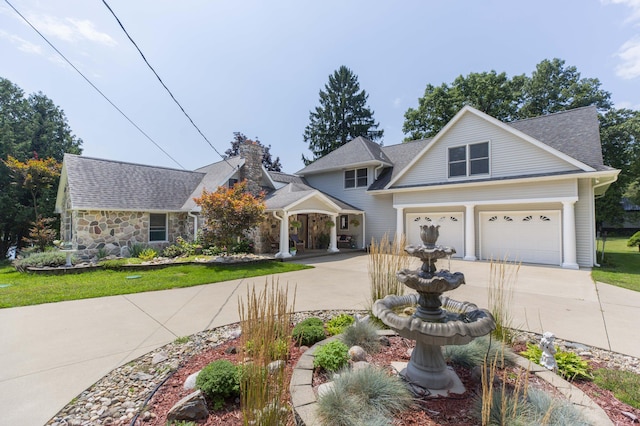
[374,162,385,180]
[188,211,198,241]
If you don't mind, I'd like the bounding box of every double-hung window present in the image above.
[149,213,167,241]
[344,168,368,189]
[448,142,489,178]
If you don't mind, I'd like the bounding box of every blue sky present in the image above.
[1,0,639,174]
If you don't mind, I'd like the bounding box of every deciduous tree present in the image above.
[194,180,266,249]
[303,66,383,164]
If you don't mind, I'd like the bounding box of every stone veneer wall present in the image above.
[69,210,193,258]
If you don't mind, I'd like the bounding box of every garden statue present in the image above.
[540,331,558,371]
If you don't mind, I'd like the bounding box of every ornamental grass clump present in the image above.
[238,279,295,425]
[444,335,514,369]
[487,259,520,344]
[316,366,413,426]
[367,233,409,311]
[13,251,70,272]
[340,319,380,353]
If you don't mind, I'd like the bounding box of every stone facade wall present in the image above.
[238,140,264,196]
[64,209,193,258]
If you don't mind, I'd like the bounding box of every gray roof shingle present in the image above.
[297,136,391,175]
[508,106,604,169]
[63,154,204,211]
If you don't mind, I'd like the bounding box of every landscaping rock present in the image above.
[317,382,335,398]
[184,371,200,390]
[151,352,168,365]
[166,390,209,422]
[348,345,367,362]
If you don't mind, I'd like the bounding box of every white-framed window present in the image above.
[149,213,167,241]
[448,141,489,178]
[344,168,368,189]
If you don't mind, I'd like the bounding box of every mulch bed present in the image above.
[143,336,640,425]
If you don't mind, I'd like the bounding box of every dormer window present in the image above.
[345,168,368,189]
[448,142,489,178]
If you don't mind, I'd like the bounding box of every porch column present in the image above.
[562,201,578,269]
[464,204,477,261]
[328,214,339,252]
[276,211,291,258]
[396,207,405,239]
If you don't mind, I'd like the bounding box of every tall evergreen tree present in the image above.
[0,77,82,258]
[224,132,282,172]
[302,66,383,164]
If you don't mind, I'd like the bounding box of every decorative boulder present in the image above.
[184,371,200,390]
[348,346,367,362]
[167,390,209,421]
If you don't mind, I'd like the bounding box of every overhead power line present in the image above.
[101,0,234,169]
[4,0,185,169]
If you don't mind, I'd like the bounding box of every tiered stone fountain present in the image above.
[373,225,495,395]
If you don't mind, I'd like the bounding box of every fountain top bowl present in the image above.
[372,294,496,346]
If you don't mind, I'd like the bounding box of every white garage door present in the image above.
[480,211,561,265]
[406,212,464,257]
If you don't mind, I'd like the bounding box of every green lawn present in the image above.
[592,236,640,292]
[0,261,312,308]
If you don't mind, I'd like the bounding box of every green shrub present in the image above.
[292,317,326,346]
[628,231,640,251]
[99,258,143,269]
[196,360,240,410]
[96,247,108,259]
[340,320,380,353]
[162,244,182,258]
[313,340,349,372]
[138,248,157,261]
[231,238,253,254]
[317,366,413,426]
[519,342,592,381]
[13,251,71,272]
[326,314,355,335]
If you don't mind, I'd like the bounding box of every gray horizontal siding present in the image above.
[576,179,595,267]
[393,179,578,206]
[395,113,580,187]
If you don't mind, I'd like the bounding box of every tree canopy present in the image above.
[403,58,613,140]
[302,66,383,164]
[224,132,282,172]
[0,77,82,257]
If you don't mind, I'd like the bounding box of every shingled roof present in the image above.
[61,154,204,211]
[508,106,605,170]
[297,136,392,175]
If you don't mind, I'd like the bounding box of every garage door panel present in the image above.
[406,213,464,257]
[480,212,561,265]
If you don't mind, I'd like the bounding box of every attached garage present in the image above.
[406,212,464,257]
[479,211,561,265]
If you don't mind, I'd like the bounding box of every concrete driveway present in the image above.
[0,252,638,426]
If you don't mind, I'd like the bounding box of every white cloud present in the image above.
[602,0,640,23]
[0,30,42,55]
[616,36,640,78]
[27,14,116,47]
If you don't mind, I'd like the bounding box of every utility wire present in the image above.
[102,0,234,170]
[4,0,185,169]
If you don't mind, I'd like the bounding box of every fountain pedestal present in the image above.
[373,224,496,395]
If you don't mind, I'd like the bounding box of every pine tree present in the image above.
[302,66,383,164]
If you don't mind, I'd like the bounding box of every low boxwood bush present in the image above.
[195,359,240,410]
[326,314,355,336]
[292,317,325,346]
[13,251,71,272]
[313,340,349,372]
[520,342,592,381]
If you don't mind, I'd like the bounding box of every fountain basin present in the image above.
[397,269,465,293]
[373,294,495,346]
